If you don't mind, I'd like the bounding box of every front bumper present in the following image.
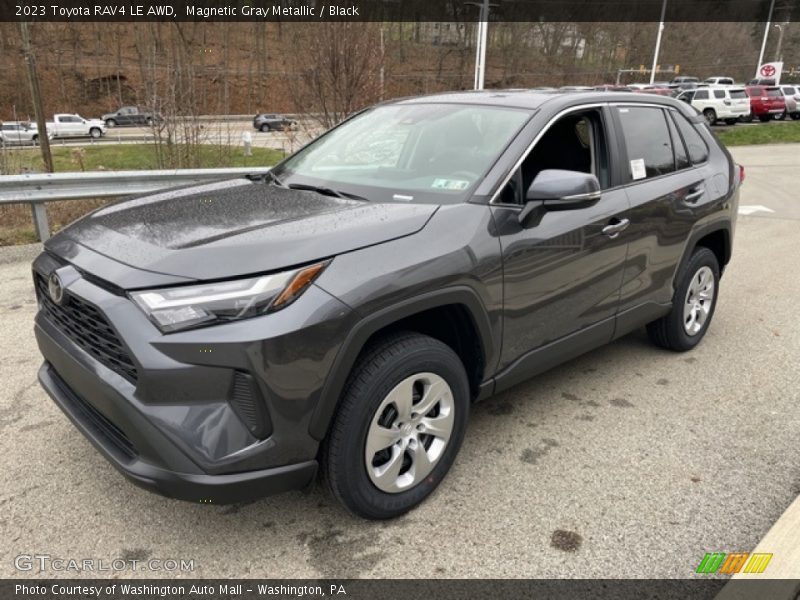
[32,252,356,504]
[39,361,317,503]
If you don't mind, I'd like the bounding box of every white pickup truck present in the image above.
[47,114,106,139]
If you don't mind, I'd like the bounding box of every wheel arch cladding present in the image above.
[675,222,731,288]
[308,287,494,441]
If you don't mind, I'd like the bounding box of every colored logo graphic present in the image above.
[696,552,773,574]
[760,64,776,77]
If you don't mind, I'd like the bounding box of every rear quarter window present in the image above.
[671,112,709,165]
[617,106,676,180]
[730,90,747,99]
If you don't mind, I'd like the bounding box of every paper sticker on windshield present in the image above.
[432,178,470,191]
[630,159,647,180]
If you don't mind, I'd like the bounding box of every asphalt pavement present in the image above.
[0,145,798,579]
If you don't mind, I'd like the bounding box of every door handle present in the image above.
[602,218,630,239]
[684,187,705,204]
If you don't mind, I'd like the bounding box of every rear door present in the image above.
[612,104,716,318]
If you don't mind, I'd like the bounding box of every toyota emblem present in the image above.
[48,272,65,305]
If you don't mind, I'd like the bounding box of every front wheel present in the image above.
[774,111,787,121]
[105,119,117,128]
[322,332,470,519]
[89,127,102,138]
[792,112,800,120]
[260,124,270,132]
[647,247,720,352]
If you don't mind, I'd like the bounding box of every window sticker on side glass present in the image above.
[431,178,470,191]
[630,158,647,180]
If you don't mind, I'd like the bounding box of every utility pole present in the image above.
[649,0,667,85]
[379,27,385,100]
[19,21,53,173]
[756,0,776,78]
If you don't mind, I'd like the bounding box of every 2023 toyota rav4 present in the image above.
[33,91,740,519]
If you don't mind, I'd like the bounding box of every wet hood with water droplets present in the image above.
[47,178,438,285]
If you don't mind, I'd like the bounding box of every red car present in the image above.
[744,86,786,122]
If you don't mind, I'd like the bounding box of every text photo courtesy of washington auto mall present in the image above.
[1,0,800,598]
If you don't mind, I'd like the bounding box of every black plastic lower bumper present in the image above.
[38,362,318,505]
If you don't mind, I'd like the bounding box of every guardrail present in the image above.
[0,167,271,242]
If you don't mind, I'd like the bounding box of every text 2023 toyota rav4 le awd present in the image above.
[33,91,740,519]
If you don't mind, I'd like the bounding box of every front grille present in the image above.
[49,366,138,461]
[35,274,138,384]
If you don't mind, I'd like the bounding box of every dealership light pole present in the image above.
[774,22,787,62]
[467,0,496,90]
[649,0,667,85]
[755,0,776,77]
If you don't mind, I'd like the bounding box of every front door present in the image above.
[492,106,632,381]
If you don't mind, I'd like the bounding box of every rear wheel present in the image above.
[703,109,717,125]
[774,111,787,121]
[647,247,720,352]
[105,119,117,128]
[260,123,270,132]
[724,118,738,125]
[322,332,470,519]
[739,114,753,123]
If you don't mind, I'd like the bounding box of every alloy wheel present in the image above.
[683,266,715,336]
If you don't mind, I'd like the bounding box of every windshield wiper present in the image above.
[265,170,286,187]
[288,183,367,202]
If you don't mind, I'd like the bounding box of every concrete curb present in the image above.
[716,494,800,600]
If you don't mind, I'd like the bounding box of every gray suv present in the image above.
[34,90,740,519]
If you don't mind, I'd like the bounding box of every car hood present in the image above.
[47,178,438,286]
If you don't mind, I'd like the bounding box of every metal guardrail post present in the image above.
[30,202,50,241]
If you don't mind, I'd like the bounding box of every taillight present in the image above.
[739,164,745,184]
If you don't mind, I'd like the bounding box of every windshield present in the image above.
[271,103,531,203]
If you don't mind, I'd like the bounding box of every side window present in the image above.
[666,112,690,170]
[694,90,709,100]
[670,112,709,164]
[617,106,675,180]
[713,90,725,99]
[497,109,610,205]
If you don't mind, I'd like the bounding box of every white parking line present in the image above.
[738,205,776,216]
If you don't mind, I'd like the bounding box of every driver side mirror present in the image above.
[519,169,601,225]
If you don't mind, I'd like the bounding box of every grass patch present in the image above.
[1,143,284,173]
[0,143,285,245]
[715,119,800,146]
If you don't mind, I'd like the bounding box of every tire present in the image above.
[791,113,800,120]
[89,127,102,138]
[105,119,117,128]
[145,117,153,126]
[260,124,270,132]
[774,111,787,121]
[739,114,753,123]
[758,115,771,122]
[31,134,38,144]
[647,247,720,352]
[703,109,717,126]
[322,332,470,519]
[724,119,738,126]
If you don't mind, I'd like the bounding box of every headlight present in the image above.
[130,262,327,333]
